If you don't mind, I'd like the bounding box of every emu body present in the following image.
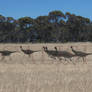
[71,46,92,63]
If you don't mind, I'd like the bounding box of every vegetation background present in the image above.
[0,10,91,43]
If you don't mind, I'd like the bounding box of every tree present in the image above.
[48,10,66,42]
[0,10,91,43]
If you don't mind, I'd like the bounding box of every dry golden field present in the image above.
[0,42,92,92]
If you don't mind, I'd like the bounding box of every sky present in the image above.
[0,0,92,20]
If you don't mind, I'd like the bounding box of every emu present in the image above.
[43,46,76,64]
[20,46,40,61]
[71,46,92,63]
[43,46,58,60]
[0,50,17,61]
[54,46,77,64]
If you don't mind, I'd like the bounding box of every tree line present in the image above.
[0,10,92,43]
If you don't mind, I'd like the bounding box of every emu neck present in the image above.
[20,47,24,51]
[71,48,76,53]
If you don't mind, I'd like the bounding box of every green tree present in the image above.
[48,10,66,42]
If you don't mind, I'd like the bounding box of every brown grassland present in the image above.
[0,42,92,92]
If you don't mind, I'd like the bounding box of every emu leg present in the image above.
[63,58,70,64]
[50,56,56,61]
[31,54,34,63]
[1,56,5,61]
[83,57,87,64]
[82,57,85,63]
[70,58,72,61]
[60,58,68,65]
[76,56,81,62]
[0,56,7,63]
[64,58,67,61]
[9,56,12,61]
[58,57,62,61]
[85,57,87,64]
[42,50,44,62]
[28,54,34,63]
[70,58,76,65]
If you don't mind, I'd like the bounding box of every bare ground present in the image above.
[0,42,92,92]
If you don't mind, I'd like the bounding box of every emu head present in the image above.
[20,46,22,48]
[71,46,73,48]
[20,46,23,50]
[45,46,48,50]
[54,46,57,51]
[43,46,48,51]
[43,46,45,50]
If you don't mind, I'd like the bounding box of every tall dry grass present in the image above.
[0,42,91,92]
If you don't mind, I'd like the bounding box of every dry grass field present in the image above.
[0,42,92,92]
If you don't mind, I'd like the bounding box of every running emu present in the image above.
[43,46,58,59]
[71,46,92,63]
[43,46,76,64]
[20,46,40,58]
[54,46,77,64]
[0,50,17,61]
